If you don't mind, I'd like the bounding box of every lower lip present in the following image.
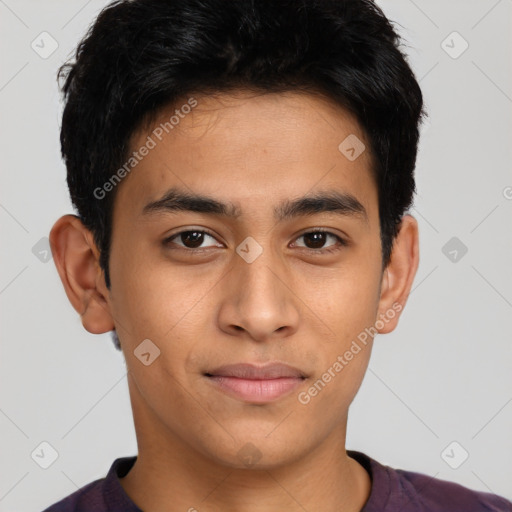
[206,376,304,403]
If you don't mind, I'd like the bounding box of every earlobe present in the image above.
[376,214,419,334]
[49,214,115,335]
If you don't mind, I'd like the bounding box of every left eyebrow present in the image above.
[276,190,368,224]
[141,186,368,224]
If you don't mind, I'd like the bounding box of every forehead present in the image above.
[114,90,378,226]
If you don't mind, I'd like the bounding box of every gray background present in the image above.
[1,0,511,510]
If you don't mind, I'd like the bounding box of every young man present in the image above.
[44,0,512,510]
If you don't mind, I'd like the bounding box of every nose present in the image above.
[217,252,301,342]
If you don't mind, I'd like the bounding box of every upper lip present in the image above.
[205,363,307,379]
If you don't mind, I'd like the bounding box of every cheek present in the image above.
[109,241,221,342]
[304,269,380,406]
[299,293,377,418]
[311,266,381,340]
[301,351,371,427]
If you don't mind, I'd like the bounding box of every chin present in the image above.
[198,433,306,471]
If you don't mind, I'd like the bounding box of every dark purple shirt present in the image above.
[42,450,512,511]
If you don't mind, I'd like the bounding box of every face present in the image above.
[81,90,404,468]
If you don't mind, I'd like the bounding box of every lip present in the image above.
[204,363,307,403]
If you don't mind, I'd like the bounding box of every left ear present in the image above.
[376,214,419,334]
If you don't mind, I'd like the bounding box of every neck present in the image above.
[119,376,371,512]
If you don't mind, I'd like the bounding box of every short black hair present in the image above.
[58,0,425,290]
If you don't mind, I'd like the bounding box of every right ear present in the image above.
[49,214,115,335]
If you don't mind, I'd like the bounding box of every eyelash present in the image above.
[162,228,348,254]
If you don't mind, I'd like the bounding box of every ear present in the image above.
[376,214,419,334]
[49,214,115,335]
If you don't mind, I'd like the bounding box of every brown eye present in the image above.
[293,230,347,253]
[163,230,222,250]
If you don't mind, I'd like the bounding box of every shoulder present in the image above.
[41,478,106,512]
[41,456,138,512]
[396,466,512,512]
[348,450,512,512]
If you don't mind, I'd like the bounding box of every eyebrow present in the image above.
[142,186,368,224]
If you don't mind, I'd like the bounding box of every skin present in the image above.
[49,90,419,512]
